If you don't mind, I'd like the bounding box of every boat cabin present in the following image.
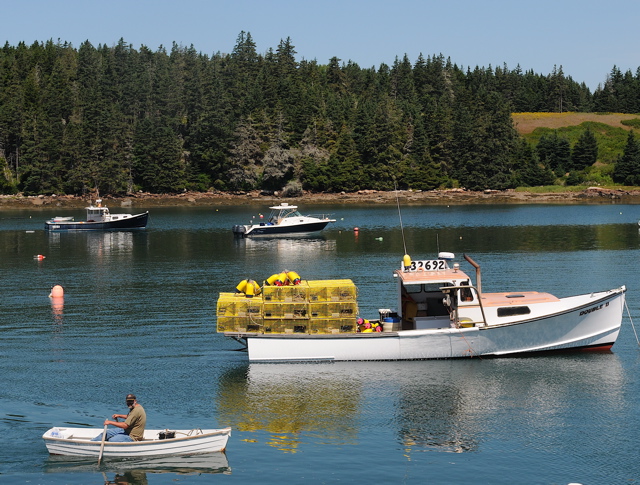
[268,203,302,224]
[86,202,111,222]
[395,253,480,330]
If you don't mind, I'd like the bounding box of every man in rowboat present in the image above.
[91,393,146,442]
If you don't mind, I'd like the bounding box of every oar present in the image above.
[97,424,108,465]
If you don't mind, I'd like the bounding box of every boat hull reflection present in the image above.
[217,355,624,456]
[45,452,230,475]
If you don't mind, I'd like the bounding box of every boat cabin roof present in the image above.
[269,203,298,210]
[396,267,471,286]
[480,291,560,306]
[86,205,109,213]
[395,257,561,305]
[86,199,108,212]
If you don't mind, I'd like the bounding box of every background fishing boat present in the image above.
[232,203,335,236]
[45,200,148,231]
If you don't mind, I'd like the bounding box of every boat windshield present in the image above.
[268,207,302,222]
[87,208,108,216]
[280,208,302,218]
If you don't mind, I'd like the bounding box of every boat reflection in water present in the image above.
[217,363,360,453]
[47,230,138,257]
[45,452,231,480]
[233,236,337,277]
[234,235,336,254]
[217,355,624,457]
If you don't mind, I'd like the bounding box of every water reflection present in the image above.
[217,363,360,453]
[396,355,626,458]
[86,231,135,256]
[48,231,136,254]
[234,235,336,254]
[45,452,231,481]
[50,296,64,325]
[217,355,625,457]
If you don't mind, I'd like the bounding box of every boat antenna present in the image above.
[394,181,408,256]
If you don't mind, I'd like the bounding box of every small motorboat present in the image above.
[217,252,627,362]
[232,203,335,236]
[45,199,148,231]
[42,426,231,458]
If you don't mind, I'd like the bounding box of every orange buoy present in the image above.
[34,254,46,261]
[354,227,359,232]
[49,285,64,298]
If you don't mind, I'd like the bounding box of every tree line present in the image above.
[1,33,640,196]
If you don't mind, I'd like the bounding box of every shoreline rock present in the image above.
[1,187,639,210]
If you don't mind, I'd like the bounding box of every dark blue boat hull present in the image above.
[45,212,149,231]
[233,220,330,237]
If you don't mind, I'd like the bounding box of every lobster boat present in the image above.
[42,427,231,458]
[216,252,626,362]
[232,203,335,236]
[45,200,148,231]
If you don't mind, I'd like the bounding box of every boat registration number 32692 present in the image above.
[405,259,448,271]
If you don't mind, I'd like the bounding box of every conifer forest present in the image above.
[1,33,640,196]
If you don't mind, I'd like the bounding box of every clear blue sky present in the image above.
[3,0,638,92]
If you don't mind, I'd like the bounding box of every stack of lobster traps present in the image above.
[216,279,359,334]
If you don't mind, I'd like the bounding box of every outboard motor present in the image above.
[232,225,247,236]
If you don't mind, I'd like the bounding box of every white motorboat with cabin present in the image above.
[216,252,626,362]
[42,426,231,458]
[45,199,148,231]
[232,203,335,236]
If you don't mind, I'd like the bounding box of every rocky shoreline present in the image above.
[1,187,640,210]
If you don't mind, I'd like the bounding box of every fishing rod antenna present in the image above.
[394,181,408,256]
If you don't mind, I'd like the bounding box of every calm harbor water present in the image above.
[1,202,640,484]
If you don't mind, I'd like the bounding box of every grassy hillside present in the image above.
[509,112,640,190]
[512,113,640,164]
[512,112,640,134]
[512,112,640,164]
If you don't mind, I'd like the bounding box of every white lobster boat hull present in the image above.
[43,427,231,458]
[245,287,625,362]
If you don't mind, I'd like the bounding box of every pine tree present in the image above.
[613,131,640,185]
[570,128,598,171]
[536,132,571,175]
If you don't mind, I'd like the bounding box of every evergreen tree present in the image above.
[613,131,640,185]
[515,139,555,186]
[5,34,640,196]
[536,132,571,175]
[570,128,598,171]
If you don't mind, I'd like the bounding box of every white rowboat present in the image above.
[43,427,231,458]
